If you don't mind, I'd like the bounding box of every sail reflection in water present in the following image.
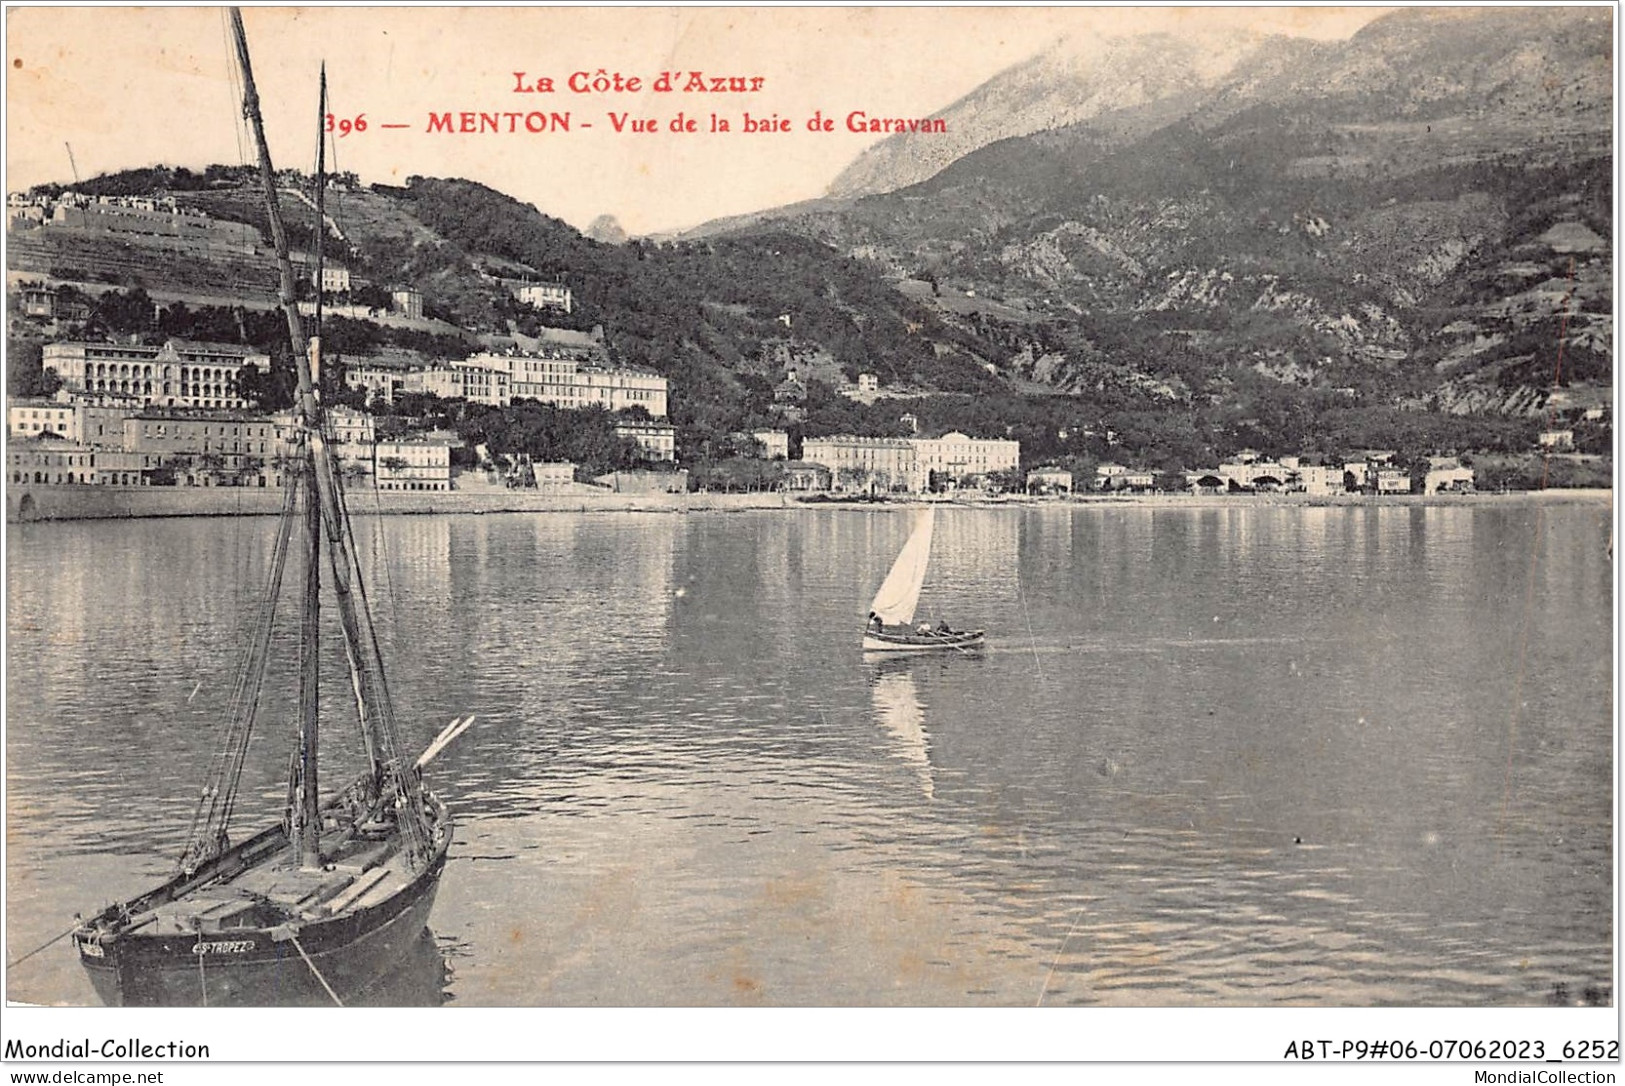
[868,660,934,800]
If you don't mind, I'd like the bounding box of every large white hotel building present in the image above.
[42,339,266,410]
[347,350,668,418]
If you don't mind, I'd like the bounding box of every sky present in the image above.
[6,5,1390,236]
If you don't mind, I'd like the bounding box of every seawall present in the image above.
[7,486,795,522]
[7,485,1611,524]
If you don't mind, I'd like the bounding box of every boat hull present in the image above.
[77,823,450,1007]
[862,629,985,653]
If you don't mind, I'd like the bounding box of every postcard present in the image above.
[3,4,1615,1079]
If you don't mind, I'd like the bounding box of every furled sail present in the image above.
[868,506,935,626]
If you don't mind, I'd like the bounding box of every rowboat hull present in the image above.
[862,629,985,653]
[76,809,451,1007]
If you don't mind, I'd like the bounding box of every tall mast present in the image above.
[292,65,331,868]
[228,9,432,868]
[313,63,326,363]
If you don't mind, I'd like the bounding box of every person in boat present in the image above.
[869,611,883,633]
[937,620,952,635]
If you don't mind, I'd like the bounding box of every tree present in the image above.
[835,466,868,493]
[88,287,156,336]
[986,467,1024,494]
[6,338,52,397]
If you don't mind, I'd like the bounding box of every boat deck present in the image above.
[134,833,410,936]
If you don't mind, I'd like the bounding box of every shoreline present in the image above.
[5,485,1612,523]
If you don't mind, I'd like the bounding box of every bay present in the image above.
[5,500,1613,1006]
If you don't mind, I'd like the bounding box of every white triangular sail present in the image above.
[868,507,935,626]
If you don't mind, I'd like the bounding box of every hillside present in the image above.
[10,6,1611,476]
[715,6,1612,424]
[10,171,1019,460]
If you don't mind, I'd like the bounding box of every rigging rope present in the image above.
[317,418,431,866]
[178,472,301,873]
[219,10,245,169]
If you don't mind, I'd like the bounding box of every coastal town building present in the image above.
[18,285,91,323]
[9,399,79,441]
[802,431,1021,493]
[345,364,410,406]
[391,289,424,320]
[802,436,918,493]
[8,203,45,229]
[358,351,670,417]
[313,265,352,294]
[437,359,512,406]
[532,461,576,488]
[515,281,573,313]
[841,373,884,402]
[6,390,146,448]
[1294,463,1344,496]
[1026,468,1073,494]
[44,339,266,410]
[1424,457,1475,494]
[7,438,107,486]
[21,285,58,318]
[912,432,1020,488]
[1095,464,1155,491]
[780,462,831,492]
[122,410,277,458]
[751,430,790,459]
[615,420,678,462]
[375,435,454,491]
[314,405,377,476]
[5,389,480,492]
[574,365,667,416]
[1216,452,1296,491]
[122,409,277,485]
[1375,468,1413,494]
[1538,429,1576,450]
[90,449,153,487]
[773,370,807,405]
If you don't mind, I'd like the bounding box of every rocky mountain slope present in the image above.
[722,6,1612,421]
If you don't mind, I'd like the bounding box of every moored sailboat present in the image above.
[862,506,985,653]
[70,10,458,1007]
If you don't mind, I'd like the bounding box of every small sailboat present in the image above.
[862,506,985,652]
[69,10,459,1006]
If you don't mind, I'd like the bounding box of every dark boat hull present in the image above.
[78,827,450,1007]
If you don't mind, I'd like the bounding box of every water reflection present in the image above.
[7,504,1613,1007]
[352,929,454,1007]
[867,658,933,800]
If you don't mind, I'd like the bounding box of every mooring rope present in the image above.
[289,932,345,1006]
[5,924,79,970]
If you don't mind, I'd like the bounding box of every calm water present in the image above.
[5,500,1613,1006]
